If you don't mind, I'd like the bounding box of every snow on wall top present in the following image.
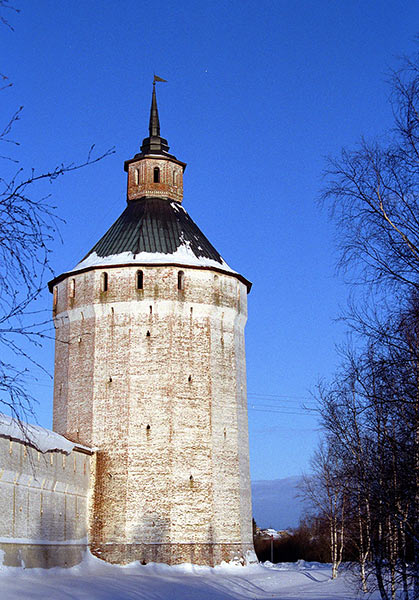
[0,413,75,454]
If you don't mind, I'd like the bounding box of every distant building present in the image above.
[44,84,255,566]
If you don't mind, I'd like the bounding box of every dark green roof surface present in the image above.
[48,197,252,291]
[79,197,224,264]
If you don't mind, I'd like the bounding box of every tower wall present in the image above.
[52,265,254,565]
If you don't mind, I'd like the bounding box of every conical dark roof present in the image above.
[51,198,251,290]
[78,198,225,266]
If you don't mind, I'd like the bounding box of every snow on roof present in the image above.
[0,413,76,454]
[73,243,236,274]
[69,197,237,276]
[48,197,252,292]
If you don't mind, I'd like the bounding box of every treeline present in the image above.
[300,51,419,600]
[254,517,330,563]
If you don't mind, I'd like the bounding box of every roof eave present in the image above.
[48,262,252,293]
[124,154,187,172]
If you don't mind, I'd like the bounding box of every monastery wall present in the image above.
[52,264,254,565]
[0,434,93,568]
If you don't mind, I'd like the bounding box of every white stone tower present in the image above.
[50,84,255,565]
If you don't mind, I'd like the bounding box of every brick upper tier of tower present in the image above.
[49,85,251,292]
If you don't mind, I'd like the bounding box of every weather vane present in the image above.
[153,74,167,84]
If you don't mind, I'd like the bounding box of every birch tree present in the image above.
[318,48,419,599]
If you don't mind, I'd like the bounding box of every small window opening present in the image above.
[178,270,185,291]
[70,278,75,299]
[136,270,143,290]
[173,171,177,185]
[188,375,192,382]
[53,287,58,310]
[108,376,113,383]
[149,305,152,314]
[146,424,151,431]
[102,272,108,292]
[146,330,151,337]
[134,168,139,185]
[153,167,160,183]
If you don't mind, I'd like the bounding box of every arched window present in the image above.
[69,278,76,299]
[178,270,184,291]
[136,270,143,290]
[153,167,160,183]
[101,272,108,292]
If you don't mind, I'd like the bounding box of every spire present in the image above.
[124,80,186,178]
[140,82,170,155]
[149,82,160,137]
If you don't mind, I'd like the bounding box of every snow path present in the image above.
[0,555,382,600]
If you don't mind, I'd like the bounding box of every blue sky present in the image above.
[1,0,418,481]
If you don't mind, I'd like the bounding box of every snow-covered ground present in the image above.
[0,553,382,600]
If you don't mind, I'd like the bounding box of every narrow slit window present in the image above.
[178,270,184,291]
[53,287,58,311]
[102,272,108,292]
[136,270,143,290]
[153,167,160,183]
[69,278,76,299]
[173,170,177,185]
[134,168,139,185]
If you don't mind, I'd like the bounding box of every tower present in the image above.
[49,84,255,566]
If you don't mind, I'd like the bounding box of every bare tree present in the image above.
[0,3,114,422]
[300,440,347,579]
[316,49,419,599]
[322,54,419,294]
[309,293,419,600]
